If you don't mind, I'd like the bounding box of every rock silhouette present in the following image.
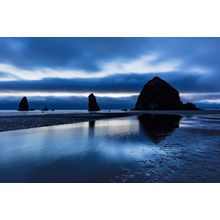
[18,96,29,111]
[43,106,49,111]
[88,93,100,111]
[135,76,197,110]
[179,102,197,110]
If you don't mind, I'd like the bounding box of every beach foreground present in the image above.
[0,113,220,182]
[0,110,220,132]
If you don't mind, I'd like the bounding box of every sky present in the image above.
[0,37,220,110]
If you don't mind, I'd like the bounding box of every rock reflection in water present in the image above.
[138,114,182,143]
[88,120,95,137]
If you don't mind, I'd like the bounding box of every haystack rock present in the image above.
[135,76,198,110]
[88,93,100,111]
[18,96,29,111]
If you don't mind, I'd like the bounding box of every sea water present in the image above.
[0,114,220,182]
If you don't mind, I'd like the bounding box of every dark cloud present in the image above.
[0,72,218,93]
[144,38,220,71]
[0,38,151,71]
[1,37,219,73]
[0,38,220,109]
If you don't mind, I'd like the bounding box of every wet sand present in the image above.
[0,112,139,132]
[0,110,220,132]
[137,110,220,116]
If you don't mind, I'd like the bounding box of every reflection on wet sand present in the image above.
[87,115,182,144]
[138,114,182,143]
[88,120,95,137]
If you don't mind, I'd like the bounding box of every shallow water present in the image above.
[0,114,220,183]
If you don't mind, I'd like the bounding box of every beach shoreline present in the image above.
[0,112,139,132]
[0,110,220,132]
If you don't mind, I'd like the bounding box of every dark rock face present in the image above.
[178,102,198,110]
[88,93,100,111]
[135,76,197,110]
[18,96,29,111]
[43,106,49,111]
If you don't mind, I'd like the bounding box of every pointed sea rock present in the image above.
[88,93,100,111]
[18,96,29,111]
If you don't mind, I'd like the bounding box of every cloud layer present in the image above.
[0,37,220,109]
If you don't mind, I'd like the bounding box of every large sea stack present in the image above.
[18,96,29,111]
[88,93,100,111]
[135,76,197,110]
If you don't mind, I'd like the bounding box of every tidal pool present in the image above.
[0,114,220,182]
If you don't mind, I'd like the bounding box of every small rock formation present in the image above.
[179,102,197,110]
[135,76,198,110]
[88,93,100,111]
[18,96,29,111]
[43,106,49,111]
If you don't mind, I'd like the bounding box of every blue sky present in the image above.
[0,37,220,109]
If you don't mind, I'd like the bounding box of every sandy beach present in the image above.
[0,110,220,132]
[0,111,139,132]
